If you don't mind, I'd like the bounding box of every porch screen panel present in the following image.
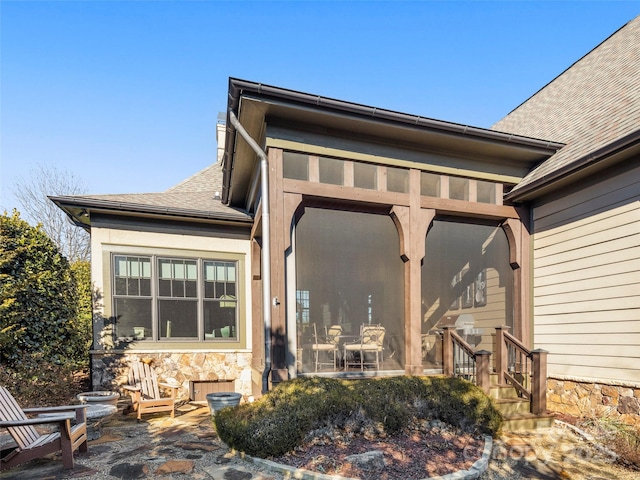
[421,220,513,368]
[113,255,152,339]
[295,208,404,373]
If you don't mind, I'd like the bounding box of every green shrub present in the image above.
[0,211,88,367]
[214,376,502,458]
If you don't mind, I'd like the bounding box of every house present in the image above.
[51,16,639,423]
[492,16,640,423]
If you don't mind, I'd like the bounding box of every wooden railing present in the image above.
[442,325,548,415]
[495,326,547,414]
[442,326,491,394]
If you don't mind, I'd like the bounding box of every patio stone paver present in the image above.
[0,402,637,480]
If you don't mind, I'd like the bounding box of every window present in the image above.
[158,258,198,339]
[204,261,237,339]
[113,256,152,340]
[111,255,239,342]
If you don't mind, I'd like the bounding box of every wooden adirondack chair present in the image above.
[123,361,179,420]
[0,386,88,470]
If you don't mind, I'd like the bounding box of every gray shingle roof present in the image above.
[493,16,640,195]
[57,162,252,222]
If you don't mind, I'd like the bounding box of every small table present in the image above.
[85,404,117,440]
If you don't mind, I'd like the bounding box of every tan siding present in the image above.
[533,166,640,385]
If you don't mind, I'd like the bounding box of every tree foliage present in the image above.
[13,164,90,262]
[0,210,89,367]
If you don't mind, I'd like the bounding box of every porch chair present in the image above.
[0,386,88,471]
[123,361,179,420]
[344,324,386,371]
[310,324,343,371]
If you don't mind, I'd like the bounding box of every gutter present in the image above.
[228,110,272,394]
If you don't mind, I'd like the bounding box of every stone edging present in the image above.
[233,434,493,480]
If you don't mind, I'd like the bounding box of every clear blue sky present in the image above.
[1,1,638,216]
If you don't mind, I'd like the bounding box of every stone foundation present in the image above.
[91,351,253,400]
[547,377,640,427]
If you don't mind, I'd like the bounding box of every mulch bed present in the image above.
[272,422,486,480]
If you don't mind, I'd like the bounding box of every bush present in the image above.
[0,210,89,368]
[214,376,502,458]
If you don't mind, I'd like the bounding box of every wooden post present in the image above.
[494,326,509,385]
[530,349,548,415]
[475,350,491,394]
[442,326,455,377]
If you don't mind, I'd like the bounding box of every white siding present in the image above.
[532,162,640,385]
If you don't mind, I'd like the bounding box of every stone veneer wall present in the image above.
[548,377,640,427]
[91,351,253,400]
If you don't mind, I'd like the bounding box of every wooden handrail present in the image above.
[441,326,490,392]
[495,326,548,414]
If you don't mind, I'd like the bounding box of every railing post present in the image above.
[530,349,548,415]
[494,326,509,384]
[474,350,491,394]
[442,326,455,377]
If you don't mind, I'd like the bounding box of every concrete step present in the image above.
[494,397,531,416]
[501,413,555,431]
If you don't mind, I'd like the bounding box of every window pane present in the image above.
[115,256,127,276]
[477,181,496,204]
[283,152,309,181]
[115,277,127,296]
[186,261,197,280]
[216,264,226,281]
[141,258,151,277]
[159,279,171,297]
[449,177,469,201]
[204,301,237,340]
[205,262,215,280]
[158,299,197,338]
[172,280,185,297]
[295,208,404,373]
[140,278,151,296]
[185,280,197,298]
[159,260,172,278]
[226,283,236,297]
[319,157,343,185]
[227,264,236,282]
[421,172,440,197]
[114,298,152,339]
[354,162,377,190]
[387,167,409,193]
[127,278,139,296]
[174,262,185,280]
[129,259,139,277]
[204,281,214,298]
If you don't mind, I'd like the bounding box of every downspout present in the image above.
[228,111,272,393]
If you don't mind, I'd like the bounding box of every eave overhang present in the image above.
[49,195,254,232]
[505,130,640,203]
[222,78,565,208]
